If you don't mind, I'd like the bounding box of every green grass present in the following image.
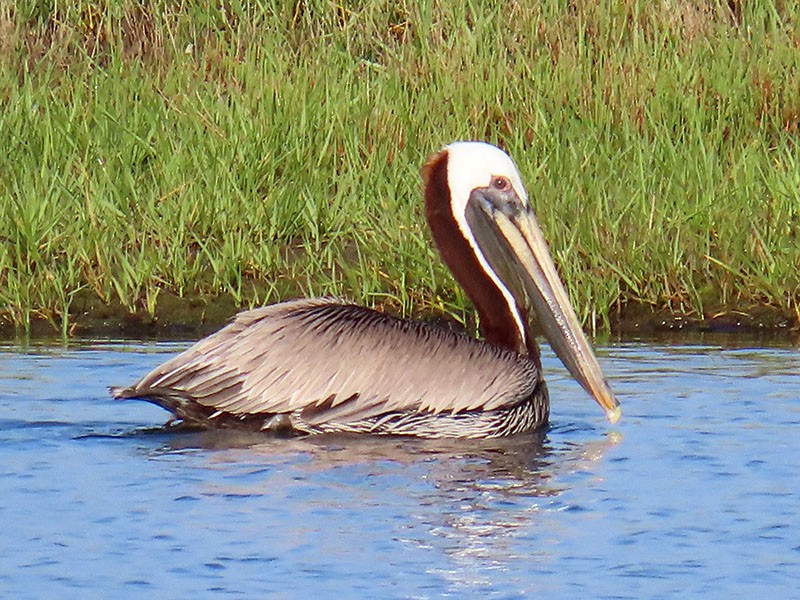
[1,0,799,337]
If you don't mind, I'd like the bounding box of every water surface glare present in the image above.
[1,338,798,598]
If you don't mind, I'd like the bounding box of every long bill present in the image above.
[469,200,622,424]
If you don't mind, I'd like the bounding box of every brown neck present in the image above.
[422,150,527,355]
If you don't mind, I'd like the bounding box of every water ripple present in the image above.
[1,339,799,598]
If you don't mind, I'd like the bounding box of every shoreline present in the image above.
[2,289,796,342]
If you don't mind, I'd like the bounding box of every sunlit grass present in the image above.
[1,0,799,336]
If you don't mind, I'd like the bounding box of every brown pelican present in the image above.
[111,142,621,438]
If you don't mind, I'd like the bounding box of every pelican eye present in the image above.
[491,176,511,191]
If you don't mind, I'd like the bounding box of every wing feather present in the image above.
[125,298,540,423]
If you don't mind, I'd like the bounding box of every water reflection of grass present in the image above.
[1,2,799,336]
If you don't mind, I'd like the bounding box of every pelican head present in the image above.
[423,141,621,424]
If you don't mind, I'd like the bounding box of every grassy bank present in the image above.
[1,0,799,338]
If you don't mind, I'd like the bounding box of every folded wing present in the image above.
[114,298,540,427]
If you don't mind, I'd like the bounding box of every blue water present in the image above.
[1,337,799,598]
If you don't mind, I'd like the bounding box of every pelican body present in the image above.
[112,142,620,438]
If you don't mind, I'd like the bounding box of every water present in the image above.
[1,337,799,598]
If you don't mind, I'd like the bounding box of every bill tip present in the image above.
[606,404,622,424]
